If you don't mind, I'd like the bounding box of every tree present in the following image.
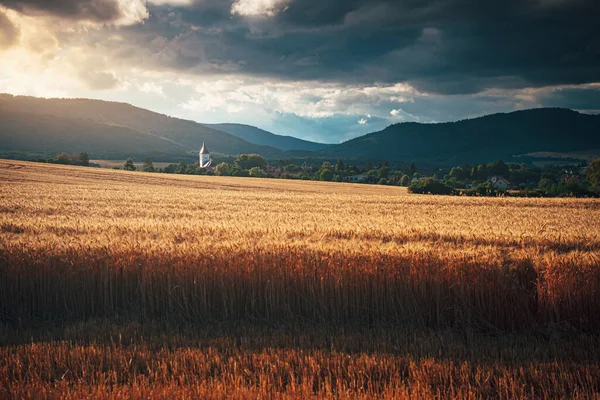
[400,174,411,186]
[123,158,136,171]
[585,158,600,188]
[176,161,187,174]
[510,167,541,186]
[378,166,391,179]
[215,162,232,176]
[475,181,493,196]
[321,161,333,170]
[406,162,416,177]
[538,178,553,192]
[142,157,154,172]
[53,152,71,165]
[335,159,345,173]
[449,166,468,181]
[408,178,454,195]
[473,164,488,181]
[285,164,301,173]
[487,160,510,177]
[348,165,360,175]
[377,178,387,185]
[249,167,266,178]
[78,152,89,166]
[231,166,250,177]
[319,169,334,181]
[234,154,267,170]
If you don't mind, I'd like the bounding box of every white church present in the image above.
[199,142,212,168]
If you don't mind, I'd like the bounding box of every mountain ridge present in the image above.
[321,107,600,166]
[0,94,284,158]
[204,123,330,152]
[1,93,599,166]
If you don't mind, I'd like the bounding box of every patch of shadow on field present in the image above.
[388,197,600,210]
[2,320,599,367]
[0,222,27,234]
[42,226,84,236]
[323,230,600,253]
[27,208,58,216]
[0,205,20,214]
[0,163,24,170]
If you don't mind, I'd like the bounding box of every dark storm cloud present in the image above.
[277,0,363,27]
[0,8,19,49]
[0,0,127,22]
[136,0,600,94]
[54,0,600,96]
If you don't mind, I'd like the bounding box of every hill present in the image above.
[3,94,599,166]
[0,108,187,159]
[322,108,600,166]
[0,94,284,159]
[204,123,330,151]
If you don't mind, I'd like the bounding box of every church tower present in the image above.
[199,142,211,168]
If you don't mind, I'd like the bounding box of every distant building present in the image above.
[199,142,211,168]
[489,176,512,190]
[560,174,581,183]
[344,174,369,183]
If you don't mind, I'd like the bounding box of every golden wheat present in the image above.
[1,159,599,398]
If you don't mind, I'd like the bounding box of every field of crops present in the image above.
[1,159,599,398]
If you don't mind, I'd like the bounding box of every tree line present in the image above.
[409,159,600,197]
[34,152,90,167]
[118,154,419,184]
[40,151,600,197]
[119,154,269,176]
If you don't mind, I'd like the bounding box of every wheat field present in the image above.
[1,159,600,398]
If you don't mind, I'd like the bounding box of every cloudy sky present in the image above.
[0,0,599,143]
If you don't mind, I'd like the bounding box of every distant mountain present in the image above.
[3,94,598,167]
[204,123,330,151]
[0,108,186,158]
[322,108,600,166]
[0,94,284,159]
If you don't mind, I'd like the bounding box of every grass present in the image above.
[1,159,599,398]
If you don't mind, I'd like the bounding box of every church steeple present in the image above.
[199,142,211,168]
[200,142,209,154]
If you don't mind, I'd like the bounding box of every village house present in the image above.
[489,176,512,190]
[269,166,283,178]
[344,174,370,183]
